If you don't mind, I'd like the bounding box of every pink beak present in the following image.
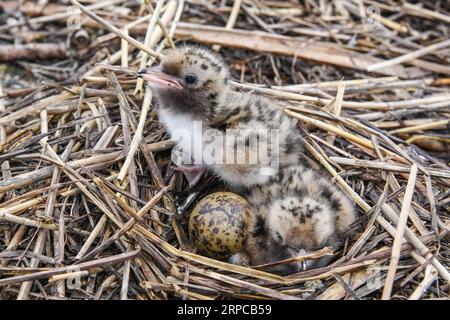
[137,67,183,90]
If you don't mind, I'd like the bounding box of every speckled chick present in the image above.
[138,45,302,188]
[229,165,356,275]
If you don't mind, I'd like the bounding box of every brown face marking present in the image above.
[252,215,267,237]
[276,232,283,243]
[331,198,342,212]
[321,188,333,201]
[160,61,180,76]
[210,63,221,72]
[291,208,298,217]
[299,214,306,224]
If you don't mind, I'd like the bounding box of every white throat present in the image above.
[158,108,204,166]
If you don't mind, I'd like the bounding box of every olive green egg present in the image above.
[188,192,252,259]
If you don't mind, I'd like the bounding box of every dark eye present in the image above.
[184,74,197,84]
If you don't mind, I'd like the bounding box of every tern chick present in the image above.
[229,165,356,275]
[139,45,356,274]
[138,45,303,188]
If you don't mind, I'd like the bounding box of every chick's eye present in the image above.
[184,74,197,84]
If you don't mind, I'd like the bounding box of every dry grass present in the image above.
[0,0,449,300]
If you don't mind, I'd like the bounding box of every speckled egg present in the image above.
[188,192,252,259]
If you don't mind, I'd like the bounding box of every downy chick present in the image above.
[138,45,302,188]
[230,165,356,275]
[138,45,356,274]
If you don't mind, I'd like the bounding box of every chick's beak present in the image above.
[137,67,183,90]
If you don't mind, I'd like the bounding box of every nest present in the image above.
[0,0,449,300]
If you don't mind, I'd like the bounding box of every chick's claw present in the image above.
[172,165,206,187]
